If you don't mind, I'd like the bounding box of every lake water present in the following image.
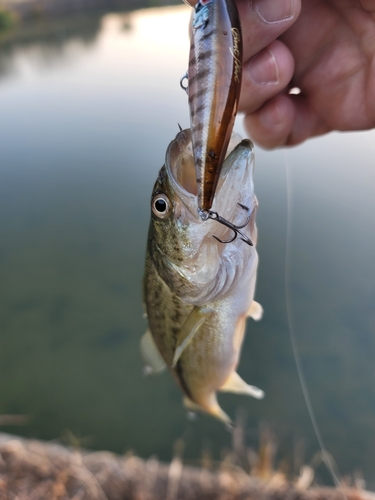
[0,5,374,487]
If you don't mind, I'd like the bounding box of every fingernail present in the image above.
[254,0,294,23]
[260,103,282,128]
[247,49,279,85]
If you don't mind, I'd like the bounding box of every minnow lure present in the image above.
[182,0,243,213]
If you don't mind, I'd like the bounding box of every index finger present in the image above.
[237,0,301,61]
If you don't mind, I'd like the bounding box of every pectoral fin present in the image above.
[247,300,263,321]
[140,329,166,376]
[172,306,212,367]
[220,371,264,399]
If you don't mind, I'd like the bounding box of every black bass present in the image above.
[188,0,242,212]
[141,128,263,426]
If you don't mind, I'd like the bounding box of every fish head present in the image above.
[148,128,257,304]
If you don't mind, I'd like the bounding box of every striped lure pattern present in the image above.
[188,0,242,211]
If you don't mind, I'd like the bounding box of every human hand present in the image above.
[238,0,375,147]
[185,0,375,148]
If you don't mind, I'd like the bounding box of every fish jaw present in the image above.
[165,129,256,238]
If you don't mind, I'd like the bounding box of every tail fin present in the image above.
[183,394,233,430]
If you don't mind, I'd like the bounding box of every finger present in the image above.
[285,96,330,145]
[236,0,301,62]
[239,40,294,115]
[243,95,295,148]
[243,94,330,148]
[358,0,375,12]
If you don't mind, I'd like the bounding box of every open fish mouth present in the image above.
[165,128,254,224]
[166,129,197,201]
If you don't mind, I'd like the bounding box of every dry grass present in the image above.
[0,431,373,500]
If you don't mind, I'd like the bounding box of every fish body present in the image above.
[142,129,263,425]
[188,0,242,211]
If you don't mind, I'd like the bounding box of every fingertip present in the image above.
[243,94,296,149]
[236,0,302,61]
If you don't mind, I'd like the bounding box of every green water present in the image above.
[0,5,374,487]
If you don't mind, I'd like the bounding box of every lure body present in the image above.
[142,129,263,426]
[188,0,242,211]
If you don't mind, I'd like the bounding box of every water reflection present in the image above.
[0,14,105,80]
[0,4,374,488]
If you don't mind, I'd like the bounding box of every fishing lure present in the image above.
[183,0,243,213]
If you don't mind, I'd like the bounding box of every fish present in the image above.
[141,128,264,427]
[187,0,242,212]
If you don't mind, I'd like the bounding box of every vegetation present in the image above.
[0,9,16,33]
[0,0,181,24]
[0,431,371,498]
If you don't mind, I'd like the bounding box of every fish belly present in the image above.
[144,247,260,421]
[175,293,245,407]
[174,249,258,410]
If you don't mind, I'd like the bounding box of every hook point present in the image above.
[204,204,253,246]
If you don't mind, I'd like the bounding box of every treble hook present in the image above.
[180,71,188,94]
[199,203,254,246]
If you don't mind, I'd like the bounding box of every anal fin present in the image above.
[247,300,263,321]
[140,329,166,376]
[220,371,264,399]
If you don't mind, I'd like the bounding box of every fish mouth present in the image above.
[162,129,256,303]
[166,129,198,203]
[165,128,254,223]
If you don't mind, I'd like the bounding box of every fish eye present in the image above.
[152,194,170,219]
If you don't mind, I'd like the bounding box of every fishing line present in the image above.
[283,150,342,488]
